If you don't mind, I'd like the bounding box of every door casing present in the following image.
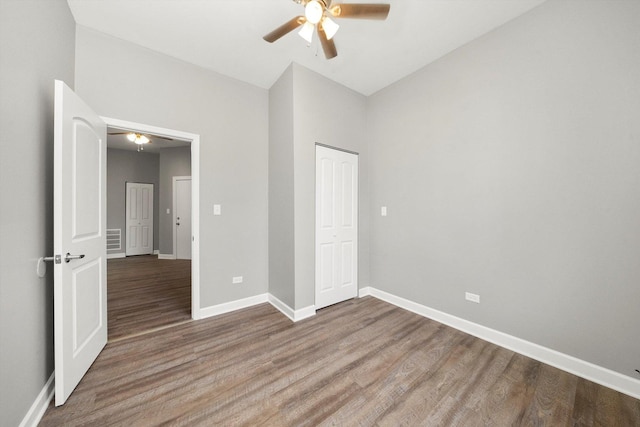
[102,117,202,319]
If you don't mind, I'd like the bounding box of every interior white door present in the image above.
[125,182,154,256]
[315,145,358,309]
[53,80,107,406]
[174,177,192,260]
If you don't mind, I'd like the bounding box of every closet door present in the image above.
[315,145,358,309]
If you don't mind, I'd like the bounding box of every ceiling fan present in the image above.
[263,0,390,59]
[108,132,173,151]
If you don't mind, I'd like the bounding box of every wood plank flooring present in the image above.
[107,255,191,340]
[40,297,640,426]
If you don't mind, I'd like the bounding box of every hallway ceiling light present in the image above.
[126,133,150,145]
[108,131,175,152]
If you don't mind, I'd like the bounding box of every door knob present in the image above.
[64,253,85,263]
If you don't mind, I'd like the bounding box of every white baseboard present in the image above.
[366,287,640,400]
[198,293,269,319]
[153,250,159,255]
[157,254,176,260]
[268,294,316,322]
[358,286,372,297]
[19,372,54,427]
[106,252,125,259]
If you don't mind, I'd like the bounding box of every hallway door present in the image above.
[125,182,154,256]
[174,176,192,260]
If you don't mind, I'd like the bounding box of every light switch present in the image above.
[166,208,170,214]
[381,206,387,216]
[214,204,221,215]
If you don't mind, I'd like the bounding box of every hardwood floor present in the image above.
[40,297,640,426]
[107,255,191,341]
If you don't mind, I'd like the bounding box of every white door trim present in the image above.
[173,176,192,260]
[101,116,202,320]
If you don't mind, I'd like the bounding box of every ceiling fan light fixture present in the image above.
[126,133,137,142]
[322,16,339,40]
[304,0,324,24]
[298,21,315,43]
[135,134,150,145]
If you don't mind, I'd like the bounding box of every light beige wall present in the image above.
[75,27,269,307]
[367,0,640,378]
[0,0,76,425]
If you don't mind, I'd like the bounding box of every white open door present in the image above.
[125,182,154,256]
[53,80,107,406]
[315,145,358,309]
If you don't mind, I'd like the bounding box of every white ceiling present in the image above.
[67,0,547,96]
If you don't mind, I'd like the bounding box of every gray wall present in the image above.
[367,0,640,378]
[158,146,192,255]
[267,64,368,310]
[292,64,369,309]
[0,0,76,425]
[268,65,296,307]
[107,148,160,253]
[75,27,269,307]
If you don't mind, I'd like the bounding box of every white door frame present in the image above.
[173,176,192,259]
[102,116,202,319]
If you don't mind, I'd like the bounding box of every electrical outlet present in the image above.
[465,292,480,303]
[232,276,243,284]
[214,204,221,215]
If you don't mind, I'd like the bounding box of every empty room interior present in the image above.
[1,0,639,425]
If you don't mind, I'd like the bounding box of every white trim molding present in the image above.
[198,293,317,323]
[365,287,640,400]
[358,286,372,298]
[106,252,126,259]
[19,372,54,427]
[198,294,269,319]
[268,294,316,322]
[157,254,176,260]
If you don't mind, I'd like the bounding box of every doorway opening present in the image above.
[103,116,201,341]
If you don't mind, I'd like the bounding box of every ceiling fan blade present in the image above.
[263,16,306,43]
[153,135,173,141]
[107,132,130,135]
[318,24,337,59]
[329,3,390,20]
